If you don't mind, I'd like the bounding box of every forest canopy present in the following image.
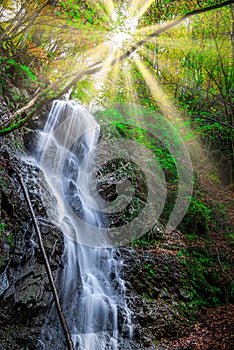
[0,0,233,182]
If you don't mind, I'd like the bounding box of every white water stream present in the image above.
[37,100,132,349]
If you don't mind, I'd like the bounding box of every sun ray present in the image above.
[133,54,204,168]
[78,42,110,68]
[129,0,154,19]
[103,0,115,16]
[138,48,180,87]
[135,21,171,36]
[106,52,121,100]
[128,0,142,16]
[126,64,138,103]
[48,40,110,82]
[102,46,120,73]
[87,44,121,104]
[136,0,155,20]
[134,54,180,123]
[134,53,219,178]
[120,61,136,103]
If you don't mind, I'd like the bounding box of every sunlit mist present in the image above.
[129,0,154,18]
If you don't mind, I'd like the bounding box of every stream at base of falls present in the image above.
[35,100,133,350]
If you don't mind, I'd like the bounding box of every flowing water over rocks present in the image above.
[36,100,133,349]
[0,100,190,350]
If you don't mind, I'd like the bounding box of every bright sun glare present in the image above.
[85,1,198,138]
[84,0,206,169]
[110,10,138,48]
[90,0,180,124]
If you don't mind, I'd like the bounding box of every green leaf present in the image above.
[20,65,37,81]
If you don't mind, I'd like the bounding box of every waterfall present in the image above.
[36,100,133,349]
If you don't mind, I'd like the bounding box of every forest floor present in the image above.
[158,303,234,349]
[157,174,234,349]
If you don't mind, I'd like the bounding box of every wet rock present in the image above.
[119,248,189,347]
[26,103,52,130]
[23,130,41,156]
[0,99,11,125]
[0,136,64,350]
[0,113,200,349]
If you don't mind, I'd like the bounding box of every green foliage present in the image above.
[182,247,233,310]
[177,250,183,258]
[227,232,234,242]
[96,107,180,182]
[179,196,211,235]
[140,0,227,24]
[19,65,37,82]
[192,120,234,184]
[97,107,227,242]
[131,234,159,248]
[0,55,37,107]
[143,263,155,280]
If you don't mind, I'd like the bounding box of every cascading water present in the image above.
[36,100,133,349]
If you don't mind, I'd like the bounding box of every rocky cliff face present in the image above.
[120,230,191,349]
[0,128,188,350]
[0,129,65,350]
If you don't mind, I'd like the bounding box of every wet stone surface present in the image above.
[1,125,190,349]
[0,135,64,350]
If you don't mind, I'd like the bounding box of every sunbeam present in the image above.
[78,42,109,68]
[129,0,154,18]
[133,53,215,177]
[120,61,136,103]
[134,54,177,120]
[136,0,155,20]
[106,52,121,100]
[88,44,122,106]
[103,0,115,16]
